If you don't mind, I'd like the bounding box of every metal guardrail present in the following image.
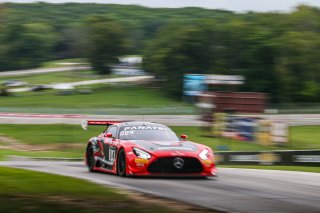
[216,150,320,166]
[7,150,320,166]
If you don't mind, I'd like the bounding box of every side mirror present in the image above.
[105,133,113,138]
[180,134,188,140]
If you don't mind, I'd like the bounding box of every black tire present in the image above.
[86,144,95,172]
[117,149,127,177]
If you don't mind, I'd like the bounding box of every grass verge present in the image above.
[0,124,319,158]
[1,124,101,145]
[0,69,115,85]
[171,126,320,151]
[0,85,190,110]
[0,166,176,213]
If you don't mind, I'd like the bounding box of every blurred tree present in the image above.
[144,5,320,103]
[0,4,9,70]
[144,21,230,96]
[3,23,56,70]
[85,16,127,74]
[277,31,320,102]
[54,24,87,59]
[0,2,319,103]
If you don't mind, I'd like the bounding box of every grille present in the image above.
[147,157,203,173]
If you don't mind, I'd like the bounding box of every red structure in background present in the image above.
[201,91,267,113]
[197,75,268,122]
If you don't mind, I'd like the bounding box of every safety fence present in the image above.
[216,150,320,166]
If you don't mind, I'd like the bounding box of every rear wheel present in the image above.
[86,144,95,172]
[117,149,127,177]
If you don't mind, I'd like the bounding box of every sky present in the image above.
[3,0,320,12]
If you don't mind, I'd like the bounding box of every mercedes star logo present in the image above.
[173,157,184,169]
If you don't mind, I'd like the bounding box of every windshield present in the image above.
[119,125,179,141]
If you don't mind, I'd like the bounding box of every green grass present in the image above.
[0,85,190,110]
[219,165,320,173]
[0,70,113,85]
[172,126,320,151]
[1,124,101,145]
[0,58,96,85]
[0,149,83,160]
[271,103,320,114]
[0,166,174,213]
[0,124,102,160]
[0,124,320,160]
[289,126,320,150]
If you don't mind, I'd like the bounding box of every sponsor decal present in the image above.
[293,155,320,163]
[230,155,259,162]
[171,151,185,156]
[259,153,280,165]
[230,153,279,165]
[135,158,149,164]
[123,126,169,131]
[203,159,213,165]
[152,141,172,146]
[183,74,207,96]
[271,122,289,144]
[120,130,135,136]
[219,151,320,165]
[215,154,224,163]
[159,147,193,151]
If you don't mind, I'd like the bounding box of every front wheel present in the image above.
[86,144,95,172]
[117,149,127,177]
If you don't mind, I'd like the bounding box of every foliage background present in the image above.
[0,3,319,102]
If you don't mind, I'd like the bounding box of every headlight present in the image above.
[133,147,151,159]
[199,149,209,160]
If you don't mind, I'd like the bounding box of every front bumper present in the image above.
[126,152,217,177]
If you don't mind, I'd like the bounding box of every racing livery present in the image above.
[83,120,217,177]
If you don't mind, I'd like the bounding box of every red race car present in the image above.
[82,120,217,177]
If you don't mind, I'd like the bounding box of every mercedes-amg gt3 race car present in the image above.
[82,120,217,177]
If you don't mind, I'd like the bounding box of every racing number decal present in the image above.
[103,143,117,163]
[109,147,116,162]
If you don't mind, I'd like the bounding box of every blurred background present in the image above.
[0,0,320,163]
[1,1,320,212]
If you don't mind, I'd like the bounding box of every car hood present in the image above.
[129,140,198,152]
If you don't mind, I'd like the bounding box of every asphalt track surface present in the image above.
[1,114,320,126]
[1,160,319,213]
[0,66,89,77]
[0,114,205,126]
